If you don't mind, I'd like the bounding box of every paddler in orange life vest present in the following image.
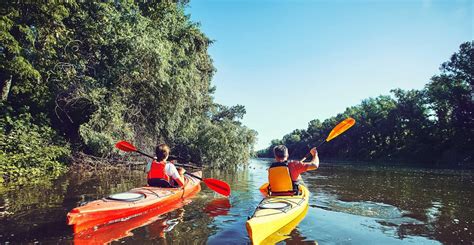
[146,144,186,188]
[268,145,319,196]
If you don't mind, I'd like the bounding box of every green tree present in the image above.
[425,41,473,165]
[1,1,256,182]
[259,41,473,167]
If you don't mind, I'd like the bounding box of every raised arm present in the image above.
[306,147,319,170]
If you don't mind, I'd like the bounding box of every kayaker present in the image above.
[267,145,319,196]
[146,143,186,188]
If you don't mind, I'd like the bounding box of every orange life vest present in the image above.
[268,161,297,195]
[147,160,170,182]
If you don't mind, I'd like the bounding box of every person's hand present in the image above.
[310,147,318,156]
[177,167,186,175]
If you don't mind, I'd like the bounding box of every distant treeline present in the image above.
[0,1,256,183]
[258,42,473,167]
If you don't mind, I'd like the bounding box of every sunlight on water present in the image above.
[426,201,442,224]
[318,200,411,220]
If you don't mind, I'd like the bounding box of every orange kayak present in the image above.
[67,171,202,233]
[73,194,194,244]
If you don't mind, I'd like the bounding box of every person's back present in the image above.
[267,145,319,196]
[147,144,186,188]
[268,161,294,195]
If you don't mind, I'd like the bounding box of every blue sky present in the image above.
[186,0,472,150]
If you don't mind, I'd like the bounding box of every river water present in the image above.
[0,158,473,244]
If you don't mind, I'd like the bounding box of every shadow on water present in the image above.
[0,159,473,244]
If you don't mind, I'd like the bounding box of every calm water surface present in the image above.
[0,159,473,244]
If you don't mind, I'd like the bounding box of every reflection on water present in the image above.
[204,198,231,218]
[305,164,474,244]
[0,159,473,244]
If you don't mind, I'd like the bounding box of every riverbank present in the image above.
[257,157,474,170]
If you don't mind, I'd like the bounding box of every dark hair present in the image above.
[155,144,170,161]
[273,145,288,159]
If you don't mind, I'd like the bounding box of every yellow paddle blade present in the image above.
[326,117,356,142]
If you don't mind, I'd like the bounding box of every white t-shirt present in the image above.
[146,159,181,180]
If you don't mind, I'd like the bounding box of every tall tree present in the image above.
[1,1,257,183]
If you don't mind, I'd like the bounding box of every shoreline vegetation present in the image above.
[69,152,204,179]
[258,41,473,169]
[258,157,474,171]
[0,1,257,185]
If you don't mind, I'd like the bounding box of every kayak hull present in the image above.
[73,193,196,244]
[246,184,309,244]
[67,171,201,233]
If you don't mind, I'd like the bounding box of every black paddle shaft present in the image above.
[184,172,203,181]
[136,150,200,173]
[302,140,325,161]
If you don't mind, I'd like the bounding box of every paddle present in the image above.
[115,141,189,165]
[301,117,356,161]
[115,141,231,197]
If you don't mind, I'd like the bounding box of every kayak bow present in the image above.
[246,184,309,244]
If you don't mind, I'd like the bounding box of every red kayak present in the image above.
[67,171,202,233]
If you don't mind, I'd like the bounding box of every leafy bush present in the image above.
[0,112,70,183]
[193,119,257,168]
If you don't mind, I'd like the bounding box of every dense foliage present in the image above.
[0,110,70,184]
[258,42,473,167]
[0,1,256,182]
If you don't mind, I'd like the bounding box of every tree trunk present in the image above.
[1,75,12,102]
